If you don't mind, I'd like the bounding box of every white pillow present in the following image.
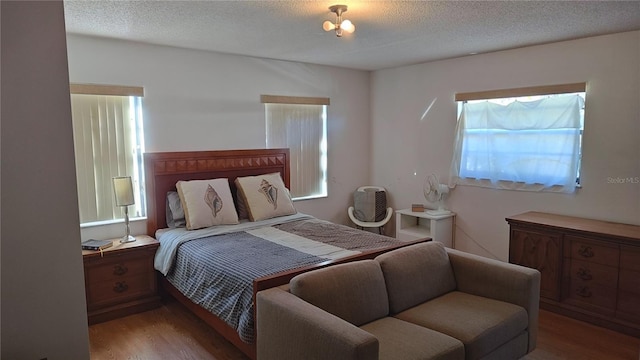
[176,178,239,230]
[235,173,296,221]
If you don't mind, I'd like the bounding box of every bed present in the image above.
[144,149,425,359]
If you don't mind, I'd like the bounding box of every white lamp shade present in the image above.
[113,176,135,206]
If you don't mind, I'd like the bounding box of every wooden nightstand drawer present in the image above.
[83,235,161,324]
[85,255,150,282]
[86,272,156,309]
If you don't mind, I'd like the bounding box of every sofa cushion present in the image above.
[376,242,457,314]
[360,316,464,360]
[290,260,389,326]
[394,291,528,360]
[257,287,379,360]
[480,332,529,360]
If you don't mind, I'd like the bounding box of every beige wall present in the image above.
[371,31,640,260]
[1,1,90,358]
[68,31,639,259]
[66,35,372,240]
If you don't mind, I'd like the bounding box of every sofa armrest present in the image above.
[257,287,379,360]
[446,248,541,352]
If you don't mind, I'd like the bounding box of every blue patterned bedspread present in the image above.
[164,217,404,344]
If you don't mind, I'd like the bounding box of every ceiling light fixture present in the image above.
[323,4,355,37]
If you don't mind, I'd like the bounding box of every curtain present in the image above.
[71,94,141,223]
[266,103,326,199]
[450,95,584,192]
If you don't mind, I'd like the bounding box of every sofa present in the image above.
[257,242,540,360]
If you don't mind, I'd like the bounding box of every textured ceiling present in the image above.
[63,0,640,71]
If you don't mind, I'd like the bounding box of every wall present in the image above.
[371,31,640,261]
[1,1,90,358]
[66,35,371,241]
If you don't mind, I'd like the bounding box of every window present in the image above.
[451,83,586,192]
[262,95,329,200]
[70,84,146,225]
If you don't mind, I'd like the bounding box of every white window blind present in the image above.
[451,83,586,193]
[70,84,145,225]
[263,95,328,199]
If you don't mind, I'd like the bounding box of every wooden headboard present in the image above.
[143,148,290,236]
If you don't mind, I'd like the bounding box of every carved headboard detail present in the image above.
[143,148,290,236]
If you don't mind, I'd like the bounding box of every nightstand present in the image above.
[395,209,456,247]
[82,234,161,324]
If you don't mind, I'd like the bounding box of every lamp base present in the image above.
[120,235,137,243]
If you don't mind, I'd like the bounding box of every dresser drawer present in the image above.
[617,290,640,321]
[86,272,156,309]
[620,245,640,272]
[569,259,618,287]
[567,281,617,312]
[85,255,150,282]
[568,236,619,266]
[567,259,618,312]
[615,268,640,323]
[619,269,640,294]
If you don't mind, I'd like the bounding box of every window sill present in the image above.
[293,194,328,201]
[454,177,579,193]
[80,216,147,229]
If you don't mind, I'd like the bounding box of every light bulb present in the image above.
[323,20,335,32]
[341,19,355,33]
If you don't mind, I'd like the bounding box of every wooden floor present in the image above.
[523,310,640,360]
[89,298,640,360]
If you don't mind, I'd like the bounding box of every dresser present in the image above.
[507,212,640,337]
[82,235,161,324]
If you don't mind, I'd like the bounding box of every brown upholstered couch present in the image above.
[257,242,540,360]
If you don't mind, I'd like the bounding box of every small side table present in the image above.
[82,234,161,324]
[395,209,456,247]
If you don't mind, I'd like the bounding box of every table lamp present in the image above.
[113,176,136,243]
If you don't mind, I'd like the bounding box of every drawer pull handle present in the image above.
[577,268,593,281]
[576,286,592,298]
[113,282,128,293]
[577,245,594,258]
[113,264,128,276]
